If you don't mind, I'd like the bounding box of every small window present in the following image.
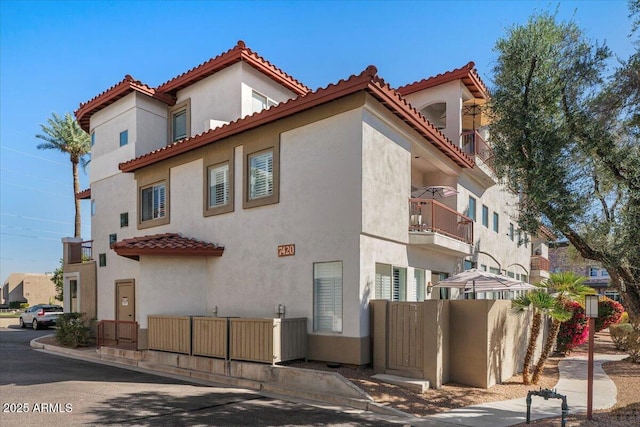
[141,183,166,221]
[493,212,499,233]
[313,261,342,333]
[414,269,425,301]
[109,233,117,247]
[98,253,106,267]
[91,131,95,147]
[468,196,477,221]
[208,163,229,208]
[168,100,191,144]
[464,260,476,270]
[589,267,599,277]
[482,205,489,227]
[172,109,187,142]
[480,264,487,271]
[509,223,515,241]
[249,150,273,200]
[601,269,609,277]
[251,90,276,114]
[489,267,500,274]
[91,200,96,216]
[120,212,129,228]
[392,267,407,302]
[119,130,128,147]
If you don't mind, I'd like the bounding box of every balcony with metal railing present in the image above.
[461,130,496,187]
[408,198,473,256]
[67,240,93,264]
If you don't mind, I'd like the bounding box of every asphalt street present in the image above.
[0,327,400,426]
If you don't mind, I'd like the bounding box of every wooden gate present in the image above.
[386,302,424,378]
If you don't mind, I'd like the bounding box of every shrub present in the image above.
[620,312,629,323]
[556,301,588,354]
[595,298,625,331]
[628,329,640,363]
[55,313,91,348]
[610,323,634,350]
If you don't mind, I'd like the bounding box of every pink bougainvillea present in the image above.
[595,298,625,332]
[556,300,589,354]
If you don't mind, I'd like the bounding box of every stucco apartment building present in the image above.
[2,273,58,307]
[549,241,619,301]
[65,41,550,365]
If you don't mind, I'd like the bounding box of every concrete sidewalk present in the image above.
[417,354,627,427]
[28,332,626,427]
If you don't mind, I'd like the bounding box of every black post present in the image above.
[526,392,532,424]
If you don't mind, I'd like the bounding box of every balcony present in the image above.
[67,240,93,264]
[408,198,473,256]
[461,130,496,187]
[530,255,551,281]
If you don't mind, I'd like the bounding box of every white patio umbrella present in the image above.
[411,185,458,199]
[431,269,536,299]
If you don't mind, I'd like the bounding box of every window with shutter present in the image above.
[141,183,166,222]
[375,263,392,300]
[249,150,273,200]
[414,269,425,301]
[313,261,342,333]
[393,267,407,301]
[208,164,229,207]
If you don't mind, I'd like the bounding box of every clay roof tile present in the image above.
[113,233,224,261]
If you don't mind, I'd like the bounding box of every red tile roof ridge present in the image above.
[396,61,489,99]
[119,65,474,172]
[157,40,310,95]
[75,74,176,132]
[367,72,474,165]
[119,66,378,171]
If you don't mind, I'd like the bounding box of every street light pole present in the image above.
[585,295,599,421]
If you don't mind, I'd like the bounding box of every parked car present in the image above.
[19,305,63,330]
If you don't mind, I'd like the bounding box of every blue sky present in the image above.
[0,0,635,282]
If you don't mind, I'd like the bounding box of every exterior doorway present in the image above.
[115,280,135,321]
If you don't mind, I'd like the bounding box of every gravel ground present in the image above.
[289,330,639,425]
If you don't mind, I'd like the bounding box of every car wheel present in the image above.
[32,319,39,330]
[19,318,25,328]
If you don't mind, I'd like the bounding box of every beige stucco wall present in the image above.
[2,273,58,306]
[63,261,97,319]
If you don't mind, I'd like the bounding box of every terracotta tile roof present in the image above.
[76,188,91,200]
[75,41,309,133]
[157,40,310,96]
[396,62,489,99]
[75,75,176,132]
[113,233,224,261]
[119,65,474,172]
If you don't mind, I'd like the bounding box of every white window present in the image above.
[141,183,166,221]
[251,90,277,114]
[249,150,273,200]
[375,263,392,300]
[375,263,407,301]
[91,200,96,216]
[172,109,187,142]
[313,261,342,333]
[208,163,229,207]
[589,267,599,277]
[414,269,425,301]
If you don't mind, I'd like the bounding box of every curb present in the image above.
[29,336,409,419]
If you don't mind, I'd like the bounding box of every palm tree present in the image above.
[513,289,558,385]
[36,112,91,238]
[530,272,593,384]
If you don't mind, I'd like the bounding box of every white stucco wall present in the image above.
[91,173,140,322]
[138,256,209,328]
[457,173,531,278]
[90,93,167,183]
[239,62,297,118]
[403,80,471,145]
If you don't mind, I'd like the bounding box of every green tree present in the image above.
[490,4,640,320]
[513,289,561,385]
[51,259,64,301]
[530,272,591,384]
[36,112,91,238]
